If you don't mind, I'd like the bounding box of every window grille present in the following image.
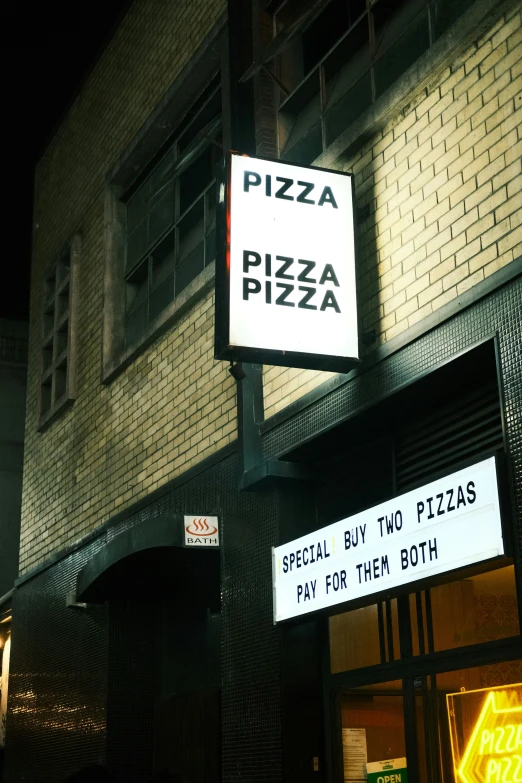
[270,0,475,163]
[395,380,503,492]
[123,77,222,346]
[39,235,80,429]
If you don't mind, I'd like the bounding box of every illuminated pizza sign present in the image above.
[214,151,358,373]
[448,683,522,783]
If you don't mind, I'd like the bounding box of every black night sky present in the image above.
[1,2,132,323]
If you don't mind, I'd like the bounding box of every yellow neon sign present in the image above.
[449,685,522,783]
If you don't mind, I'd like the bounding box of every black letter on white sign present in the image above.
[243,250,261,272]
[275,256,294,279]
[298,286,317,310]
[276,283,294,307]
[318,186,338,208]
[319,264,340,287]
[243,278,261,300]
[297,259,316,283]
[275,177,293,200]
[244,171,261,191]
[296,181,315,204]
[320,291,341,313]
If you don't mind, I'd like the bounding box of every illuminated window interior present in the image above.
[330,566,519,673]
[331,566,521,781]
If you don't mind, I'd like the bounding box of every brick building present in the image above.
[6,0,522,780]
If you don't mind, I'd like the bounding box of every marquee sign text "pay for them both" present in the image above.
[272,457,504,623]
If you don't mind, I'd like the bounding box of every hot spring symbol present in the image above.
[185,517,218,537]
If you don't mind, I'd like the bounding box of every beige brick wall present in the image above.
[264,6,522,419]
[21,0,231,573]
[22,2,522,572]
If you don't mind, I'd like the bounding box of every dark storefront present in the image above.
[5,266,521,782]
[271,274,522,782]
[277,333,522,782]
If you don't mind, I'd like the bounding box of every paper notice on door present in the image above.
[342,728,368,781]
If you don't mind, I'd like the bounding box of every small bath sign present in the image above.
[183,515,219,547]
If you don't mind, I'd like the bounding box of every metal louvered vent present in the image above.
[395,380,503,492]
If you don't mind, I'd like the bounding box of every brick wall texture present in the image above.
[21,0,229,573]
[263,5,522,418]
[22,2,522,572]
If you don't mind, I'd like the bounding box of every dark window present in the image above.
[123,78,221,346]
[272,0,475,163]
[39,235,80,429]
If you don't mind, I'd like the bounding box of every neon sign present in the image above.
[448,683,522,783]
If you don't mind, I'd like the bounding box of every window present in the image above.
[271,0,475,163]
[38,234,80,429]
[330,569,522,782]
[102,20,226,382]
[330,566,520,674]
[338,663,522,783]
[123,77,221,346]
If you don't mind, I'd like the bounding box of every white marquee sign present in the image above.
[273,457,505,623]
[215,152,358,372]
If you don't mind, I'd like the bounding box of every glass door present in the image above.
[334,663,522,783]
[340,681,407,782]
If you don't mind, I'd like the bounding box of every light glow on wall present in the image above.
[0,634,11,747]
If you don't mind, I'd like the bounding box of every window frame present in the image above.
[273,0,474,163]
[101,15,227,384]
[38,233,80,431]
[255,0,507,168]
[326,563,522,782]
[122,80,222,348]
